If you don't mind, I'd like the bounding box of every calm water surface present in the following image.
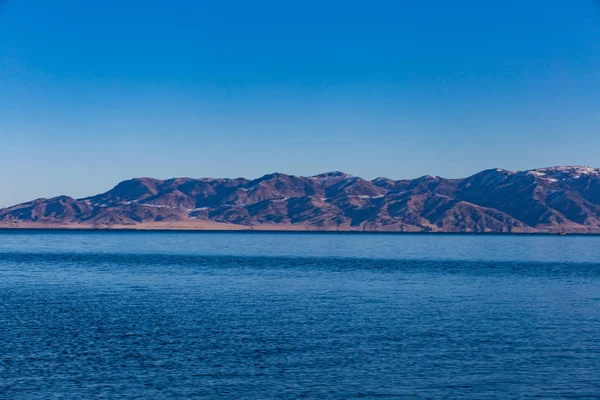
[1,231,599,399]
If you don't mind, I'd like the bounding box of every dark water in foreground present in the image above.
[1,232,600,399]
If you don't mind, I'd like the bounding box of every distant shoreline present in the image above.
[1,226,599,236]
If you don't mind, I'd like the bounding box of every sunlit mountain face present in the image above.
[1,166,599,233]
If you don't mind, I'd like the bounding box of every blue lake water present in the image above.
[1,231,599,399]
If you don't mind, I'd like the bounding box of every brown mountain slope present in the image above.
[1,166,599,232]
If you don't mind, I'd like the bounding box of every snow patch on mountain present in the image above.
[532,166,599,180]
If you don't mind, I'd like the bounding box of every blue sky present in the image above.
[1,0,599,205]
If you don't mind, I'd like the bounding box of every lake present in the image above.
[1,231,599,399]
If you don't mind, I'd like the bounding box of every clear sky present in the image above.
[1,0,599,206]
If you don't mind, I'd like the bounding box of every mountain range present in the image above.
[1,166,599,233]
